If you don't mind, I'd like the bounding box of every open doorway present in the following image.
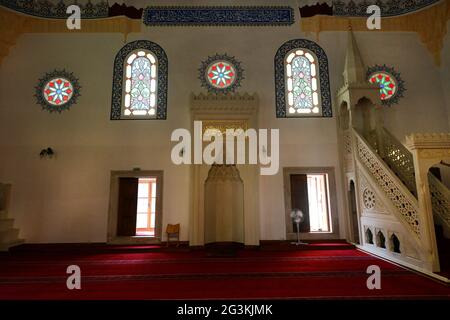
[108,171,163,244]
[284,167,339,240]
[290,174,331,233]
[428,164,450,276]
[136,178,157,236]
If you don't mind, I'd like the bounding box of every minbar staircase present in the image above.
[0,183,24,251]
[359,127,450,274]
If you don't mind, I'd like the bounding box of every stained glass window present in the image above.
[123,50,157,117]
[43,78,74,106]
[368,71,397,101]
[35,69,81,113]
[366,65,405,106]
[198,54,243,94]
[285,49,320,115]
[206,61,236,89]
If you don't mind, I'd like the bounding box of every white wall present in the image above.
[0,1,448,243]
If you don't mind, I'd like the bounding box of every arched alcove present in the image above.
[339,102,350,131]
[189,93,259,246]
[204,165,244,244]
[376,230,386,249]
[390,234,401,253]
[352,97,380,141]
[349,180,360,244]
[365,228,373,244]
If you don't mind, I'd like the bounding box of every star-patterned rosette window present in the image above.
[367,65,405,106]
[44,78,73,105]
[199,54,243,94]
[207,61,236,89]
[35,70,80,113]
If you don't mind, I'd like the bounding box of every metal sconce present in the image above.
[40,147,55,159]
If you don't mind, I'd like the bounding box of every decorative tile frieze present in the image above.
[0,0,108,19]
[143,6,294,26]
[332,0,440,17]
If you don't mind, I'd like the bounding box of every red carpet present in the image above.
[0,242,448,300]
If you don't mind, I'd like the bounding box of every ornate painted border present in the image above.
[366,64,406,107]
[198,54,244,95]
[111,40,168,120]
[0,0,108,19]
[332,0,440,17]
[274,39,332,118]
[143,6,294,26]
[0,1,439,19]
[34,69,81,113]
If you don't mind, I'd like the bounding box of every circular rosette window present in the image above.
[367,65,405,106]
[206,61,236,89]
[199,54,244,94]
[35,70,81,112]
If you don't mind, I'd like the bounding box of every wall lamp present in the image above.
[40,147,55,159]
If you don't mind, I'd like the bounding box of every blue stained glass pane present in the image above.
[130,57,151,111]
[292,56,313,110]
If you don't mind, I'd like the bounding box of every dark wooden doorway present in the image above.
[290,174,310,232]
[349,180,360,244]
[116,177,139,236]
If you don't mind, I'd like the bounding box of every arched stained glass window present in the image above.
[275,39,332,118]
[124,51,157,116]
[285,49,320,115]
[111,40,168,120]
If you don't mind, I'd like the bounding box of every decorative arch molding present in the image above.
[300,0,450,66]
[275,38,332,118]
[0,0,109,19]
[0,7,141,66]
[189,91,260,247]
[111,40,168,120]
[190,92,258,115]
[332,0,441,17]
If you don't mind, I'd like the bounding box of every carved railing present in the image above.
[342,129,354,172]
[371,129,450,231]
[354,129,421,237]
[365,130,379,154]
[429,173,450,229]
[379,128,417,196]
[343,130,352,154]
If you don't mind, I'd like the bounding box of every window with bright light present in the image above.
[285,49,321,115]
[136,178,157,236]
[306,174,331,232]
[275,39,332,118]
[123,50,158,117]
[111,40,168,120]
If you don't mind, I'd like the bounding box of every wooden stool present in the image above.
[166,224,180,247]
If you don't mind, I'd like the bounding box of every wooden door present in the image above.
[290,174,310,232]
[117,177,139,236]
